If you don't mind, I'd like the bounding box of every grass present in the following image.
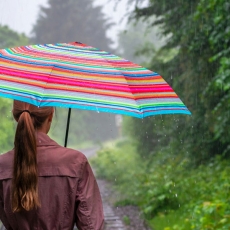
[91,139,230,230]
[148,210,191,230]
[123,215,131,225]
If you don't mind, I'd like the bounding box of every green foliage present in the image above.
[117,0,230,162]
[49,108,117,147]
[189,201,230,230]
[0,26,29,152]
[91,139,144,187]
[117,16,165,64]
[92,141,230,229]
[0,98,15,152]
[123,215,131,225]
[32,0,113,51]
[0,25,29,49]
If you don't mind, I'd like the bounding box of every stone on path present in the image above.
[97,179,127,230]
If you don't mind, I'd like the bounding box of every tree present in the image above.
[0,25,29,49]
[0,25,29,152]
[31,0,113,51]
[119,0,230,163]
[117,16,165,64]
[31,0,118,146]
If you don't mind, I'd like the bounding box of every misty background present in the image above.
[1,0,229,229]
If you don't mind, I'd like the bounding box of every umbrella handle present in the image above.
[64,108,72,147]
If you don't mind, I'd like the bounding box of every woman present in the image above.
[0,100,104,230]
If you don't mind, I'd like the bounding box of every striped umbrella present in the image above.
[0,42,191,145]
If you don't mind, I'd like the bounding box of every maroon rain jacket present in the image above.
[0,132,104,230]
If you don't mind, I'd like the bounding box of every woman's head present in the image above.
[12,100,54,133]
[12,100,54,212]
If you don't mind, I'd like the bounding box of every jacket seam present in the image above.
[77,192,94,229]
[61,181,77,228]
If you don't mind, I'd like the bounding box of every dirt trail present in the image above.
[83,147,151,230]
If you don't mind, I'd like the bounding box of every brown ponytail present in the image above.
[12,101,53,212]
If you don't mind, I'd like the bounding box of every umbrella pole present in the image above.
[64,108,72,147]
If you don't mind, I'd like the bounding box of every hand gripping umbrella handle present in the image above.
[64,108,72,147]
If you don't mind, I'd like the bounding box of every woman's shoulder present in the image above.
[37,146,88,178]
[58,146,87,163]
[0,150,14,179]
[0,149,14,165]
[38,143,88,169]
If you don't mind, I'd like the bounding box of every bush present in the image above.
[92,140,230,229]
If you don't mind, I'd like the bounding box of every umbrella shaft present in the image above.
[64,108,72,147]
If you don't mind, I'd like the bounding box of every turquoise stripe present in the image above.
[0,92,191,118]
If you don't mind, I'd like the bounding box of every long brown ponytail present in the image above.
[12,101,53,212]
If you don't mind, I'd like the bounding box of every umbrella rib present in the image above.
[39,63,56,107]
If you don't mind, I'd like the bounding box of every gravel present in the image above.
[97,179,151,230]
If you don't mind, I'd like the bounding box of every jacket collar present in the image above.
[36,132,59,147]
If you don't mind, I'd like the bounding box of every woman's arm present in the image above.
[0,182,12,230]
[75,157,104,230]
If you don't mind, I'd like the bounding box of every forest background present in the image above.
[0,0,230,229]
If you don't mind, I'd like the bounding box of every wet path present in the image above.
[83,148,127,230]
[98,179,127,229]
[83,147,150,230]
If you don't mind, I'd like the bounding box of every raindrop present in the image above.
[115,178,117,181]
[175,194,178,197]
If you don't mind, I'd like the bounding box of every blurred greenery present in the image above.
[0,24,29,48]
[92,0,230,229]
[92,139,230,230]
[116,0,230,163]
[0,98,15,153]
[1,0,230,228]
[0,25,29,152]
[32,0,114,52]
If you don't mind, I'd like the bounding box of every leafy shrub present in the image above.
[92,141,230,229]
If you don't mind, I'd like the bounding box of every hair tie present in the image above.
[22,110,31,115]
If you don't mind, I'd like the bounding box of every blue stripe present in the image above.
[0,55,160,78]
[0,90,191,117]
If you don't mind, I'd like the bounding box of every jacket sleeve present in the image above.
[75,156,104,230]
[0,182,11,230]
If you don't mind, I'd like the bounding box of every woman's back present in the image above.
[0,132,104,230]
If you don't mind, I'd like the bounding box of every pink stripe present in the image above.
[1,68,174,94]
[10,47,141,67]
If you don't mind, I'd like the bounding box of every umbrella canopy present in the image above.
[0,42,191,118]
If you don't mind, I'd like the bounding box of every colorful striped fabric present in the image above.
[0,42,191,118]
